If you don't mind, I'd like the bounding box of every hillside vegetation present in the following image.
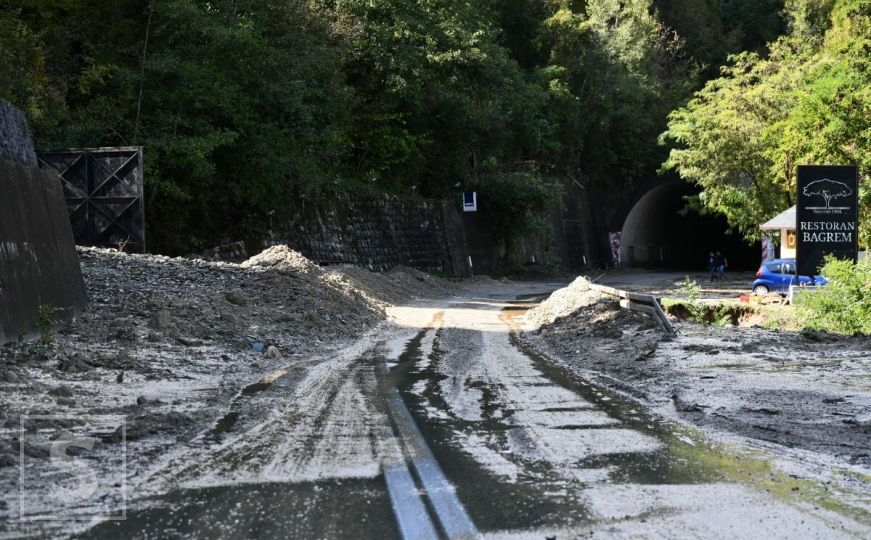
[2,1,866,253]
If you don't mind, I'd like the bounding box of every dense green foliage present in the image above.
[2,0,821,254]
[795,256,871,334]
[662,0,870,247]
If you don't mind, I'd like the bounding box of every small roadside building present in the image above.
[760,205,797,259]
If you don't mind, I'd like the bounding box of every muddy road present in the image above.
[63,283,866,539]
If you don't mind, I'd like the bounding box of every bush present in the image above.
[476,172,563,266]
[795,256,871,335]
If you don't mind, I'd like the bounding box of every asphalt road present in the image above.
[80,284,868,539]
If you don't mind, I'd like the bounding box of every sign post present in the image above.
[796,165,859,277]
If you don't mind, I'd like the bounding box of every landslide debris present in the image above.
[525,276,662,369]
[0,245,461,475]
[522,277,871,471]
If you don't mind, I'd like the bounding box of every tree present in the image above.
[9,0,354,253]
[803,178,853,208]
[661,0,870,247]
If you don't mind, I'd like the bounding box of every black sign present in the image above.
[796,165,859,276]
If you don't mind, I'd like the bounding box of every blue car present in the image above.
[752,258,828,296]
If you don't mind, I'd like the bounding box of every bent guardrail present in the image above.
[588,283,676,336]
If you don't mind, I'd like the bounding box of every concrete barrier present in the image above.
[0,158,87,343]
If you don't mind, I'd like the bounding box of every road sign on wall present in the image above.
[39,147,145,250]
[796,165,858,277]
[462,192,477,212]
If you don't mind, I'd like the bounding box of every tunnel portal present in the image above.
[619,180,759,271]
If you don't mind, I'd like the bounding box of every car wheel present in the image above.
[753,285,769,296]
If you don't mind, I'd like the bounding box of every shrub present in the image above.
[795,256,871,335]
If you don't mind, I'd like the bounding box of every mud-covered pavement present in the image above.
[2,254,869,538]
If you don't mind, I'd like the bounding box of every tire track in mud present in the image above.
[391,302,602,530]
[145,342,401,491]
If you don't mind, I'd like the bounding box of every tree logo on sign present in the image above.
[802,179,853,210]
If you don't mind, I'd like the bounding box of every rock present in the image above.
[148,310,172,330]
[672,393,707,413]
[265,346,281,359]
[742,407,781,415]
[110,319,137,342]
[103,411,194,443]
[21,441,51,459]
[0,452,18,468]
[801,328,821,342]
[135,395,162,406]
[102,350,137,370]
[48,386,74,398]
[58,352,93,372]
[635,346,657,361]
[2,370,20,383]
[224,290,249,306]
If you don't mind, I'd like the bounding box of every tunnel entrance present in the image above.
[619,180,759,271]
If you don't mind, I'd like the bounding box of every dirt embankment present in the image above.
[0,245,461,528]
[522,277,871,472]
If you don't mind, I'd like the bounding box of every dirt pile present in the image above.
[323,263,462,308]
[524,278,663,369]
[525,276,607,326]
[388,265,459,298]
[240,244,321,274]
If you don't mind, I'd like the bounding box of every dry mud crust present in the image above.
[0,245,458,534]
[522,277,871,482]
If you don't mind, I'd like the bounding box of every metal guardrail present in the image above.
[588,283,677,335]
[787,284,822,305]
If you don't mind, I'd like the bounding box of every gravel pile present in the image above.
[240,244,321,274]
[387,265,459,298]
[524,276,604,327]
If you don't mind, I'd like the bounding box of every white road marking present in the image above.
[383,458,440,540]
[385,381,479,539]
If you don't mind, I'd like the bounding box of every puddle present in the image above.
[78,478,399,540]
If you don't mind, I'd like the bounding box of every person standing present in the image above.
[708,251,717,282]
[716,251,727,280]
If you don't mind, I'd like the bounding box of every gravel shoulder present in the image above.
[521,276,871,520]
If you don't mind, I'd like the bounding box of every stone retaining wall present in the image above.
[277,197,456,273]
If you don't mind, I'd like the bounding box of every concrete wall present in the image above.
[277,196,454,273]
[0,100,87,343]
[0,159,88,343]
